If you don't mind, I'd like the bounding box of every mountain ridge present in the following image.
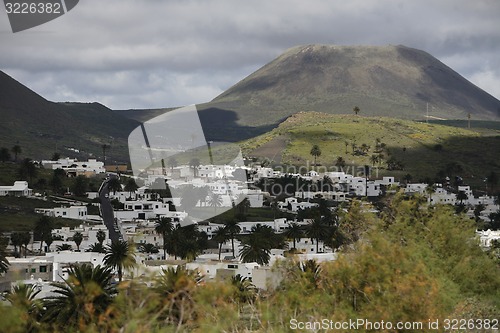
[0,71,139,162]
[200,44,500,128]
[2,44,500,162]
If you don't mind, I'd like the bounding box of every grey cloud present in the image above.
[1,0,499,109]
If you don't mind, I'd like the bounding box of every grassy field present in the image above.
[241,112,500,189]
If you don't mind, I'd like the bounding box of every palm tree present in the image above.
[103,240,136,282]
[284,223,303,250]
[377,153,384,166]
[96,230,106,245]
[168,156,178,172]
[34,215,53,252]
[88,242,105,253]
[213,226,229,261]
[154,266,202,295]
[72,231,83,251]
[189,158,200,177]
[107,177,122,195]
[305,218,330,253]
[153,266,202,324]
[165,224,183,260]
[20,232,31,257]
[41,264,117,328]
[124,178,138,196]
[224,220,241,258]
[457,190,468,205]
[101,144,110,164]
[45,233,53,252]
[335,156,346,170]
[140,243,159,254]
[0,241,9,274]
[426,184,436,202]
[230,274,257,304]
[297,259,322,288]
[370,154,378,167]
[155,217,173,259]
[207,192,223,214]
[240,233,271,265]
[18,158,37,184]
[310,144,321,167]
[7,283,41,331]
[353,106,360,115]
[11,144,21,162]
[56,243,73,251]
[351,142,358,154]
[10,232,23,255]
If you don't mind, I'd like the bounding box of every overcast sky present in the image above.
[1,0,499,110]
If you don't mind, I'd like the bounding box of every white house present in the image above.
[428,187,456,205]
[35,206,88,220]
[115,200,188,221]
[278,197,319,212]
[0,181,32,197]
[405,183,428,195]
[477,229,500,248]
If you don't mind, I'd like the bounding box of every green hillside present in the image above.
[241,112,500,187]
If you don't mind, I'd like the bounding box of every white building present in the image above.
[41,158,105,176]
[198,164,236,179]
[428,187,457,205]
[0,181,32,197]
[116,200,187,221]
[35,206,88,220]
[405,183,428,195]
[278,197,319,212]
[477,229,500,248]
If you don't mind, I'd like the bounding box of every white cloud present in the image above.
[470,69,500,99]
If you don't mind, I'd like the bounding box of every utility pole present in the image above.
[467,113,471,129]
[426,103,429,123]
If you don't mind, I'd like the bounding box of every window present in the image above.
[31,268,36,273]
[63,212,67,216]
[228,264,238,269]
[39,266,47,273]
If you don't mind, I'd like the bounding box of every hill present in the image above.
[198,44,500,136]
[241,112,500,187]
[0,70,139,163]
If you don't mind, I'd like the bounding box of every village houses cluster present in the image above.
[1,156,499,295]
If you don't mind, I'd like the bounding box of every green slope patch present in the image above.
[242,112,500,187]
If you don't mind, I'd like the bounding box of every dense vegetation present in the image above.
[2,194,499,332]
